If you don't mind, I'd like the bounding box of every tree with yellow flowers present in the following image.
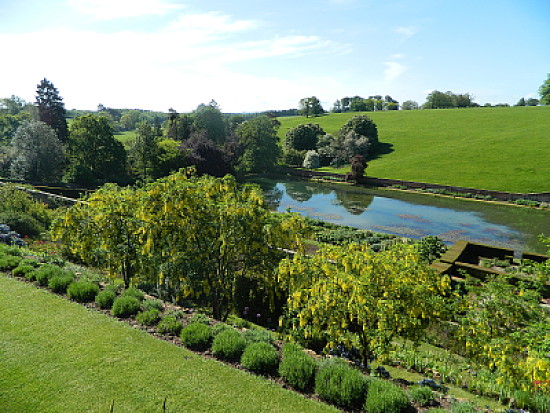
[278,243,451,363]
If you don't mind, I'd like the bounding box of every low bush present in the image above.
[180,323,213,351]
[111,296,141,318]
[48,275,74,294]
[279,344,316,392]
[212,329,246,361]
[450,402,477,413]
[157,316,182,336]
[0,212,44,238]
[121,287,145,301]
[243,328,275,345]
[136,309,161,326]
[67,281,100,303]
[95,289,117,309]
[241,342,279,375]
[211,322,233,336]
[142,299,163,312]
[315,359,366,410]
[12,264,35,277]
[18,258,40,268]
[0,255,22,271]
[408,385,436,407]
[365,377,410,413]
[189,313,211,325]
[33,264,66,286]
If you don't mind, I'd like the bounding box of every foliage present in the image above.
[235,116,281,173]
[338,114,378,145]
[189,313,211,325]
[0,212,45,238]
[35,78,68,143]
[285,123,325,151]
[302,150,320,169]
[135,309,161,325]
[0,223,26,246]
[299,97,324,118]
[450,402,477,413]
[181,130,231,177]
[128,121,161,182]
[12,264,35,277]
[540,73,550,105]
[408,385,436,407]
[402,100,419,110]
[95,289,117,309]
[193,101,226,145]
[67,281,100,303]
[243,328,275,345]
[364,377,410,413]
[0,254,22,271]
[9,120,65,182]
[349,154,367,180]
[67,114,127,183]
[278,344,316,392]
[423,90,475,109]
[33,263,65,286]
[418,236,448,263]
[156,316,182,336]
[121,287,145,302]
[279,243,450,363]
[111,296,141,318]
[212,328,247,361]
[211,322,233,336]
[180,322,213,351]
[240,342,279,375]
[142,299,164,312]
[314,359,366,409]
[48,275,74,294]
[0,184,51,232]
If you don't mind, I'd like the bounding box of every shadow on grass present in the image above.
[367,141,394,162]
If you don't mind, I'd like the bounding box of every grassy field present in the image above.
[0,275,336,413]
[115,130,136,149]
[277,106,550,193]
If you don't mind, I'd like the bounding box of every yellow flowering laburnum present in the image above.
[278,243,451,363]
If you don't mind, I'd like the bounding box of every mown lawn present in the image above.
[277,106,550,193]
[0,275,336,413]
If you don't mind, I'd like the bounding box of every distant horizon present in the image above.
[1,0,548,113]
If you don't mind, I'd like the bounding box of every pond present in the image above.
[251,177,550,255]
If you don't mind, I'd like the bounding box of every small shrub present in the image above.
[95,289,117,309]
[211,322,233,336]
[315,360,366,409]
[18,258,40,268]
[102,284,120,294]
[243,328,275,345]
[48,275,74,294]
[241,342,279,375]
[279,344,316,392]
[365,377,410,413]
[0,255,22,271]
[450,402,477,413]
[189,313,211,325]
[67,281,100,303]
[408,385,436,407]
[157,316,182,336]
[34,264,65,286]
[142,299,163,312]
[121,287,145,301]
[180,323,213,351]
[12,264,35,277]
[212,329,246,361]
[136,309,161,326]
[111,296,141,318]
[281,342,304,357]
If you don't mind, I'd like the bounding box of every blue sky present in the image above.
[1,0,548,112]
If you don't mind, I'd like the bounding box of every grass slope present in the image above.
[0,276,336,413]
[278,106,550,193]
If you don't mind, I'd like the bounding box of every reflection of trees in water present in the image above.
[334,190,374,215]
[283,181,331,202]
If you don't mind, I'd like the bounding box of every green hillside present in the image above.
[277,106,550,193]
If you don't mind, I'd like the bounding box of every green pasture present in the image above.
[115,130,136,149]
[0,275,335,413]
[278,106,550,193]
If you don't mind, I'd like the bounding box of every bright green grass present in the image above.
[0,276,336,413]
[277,106,550,193]
[115,130,136,149]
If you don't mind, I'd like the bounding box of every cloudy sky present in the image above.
[1,0,548,112]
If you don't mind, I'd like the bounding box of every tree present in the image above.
[235,116,281,173]
[129,121,161,181]
[278,243,450,363]
[67,114,127,182]
[299,97,324,118]
[119,110,143,131]
[423,90,454,109]
[539,74,550,105]
[181,130,231,177]
[401,100,419,110]
[9,121,65,182]
[349,96,367,112]
[35,79,68,142]
[302,150,320,169]
[0,112,31,144]
[0,95,31,115]
[339,115,378,145]
[166,109,193,141]
[285,123,325,151]
[526,98,539,106]
[349,154,367,180]
[332,99,343,113]
[193,101,226,145]
[515,97,526,106]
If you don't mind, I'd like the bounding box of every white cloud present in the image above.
[67,0,183,20]
[384,61,407,81]
[391,53,405,59]
[395,26,418,39]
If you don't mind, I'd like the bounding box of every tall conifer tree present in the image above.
[35,78,68,142]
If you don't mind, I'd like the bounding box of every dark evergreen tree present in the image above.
[35,79,68,143]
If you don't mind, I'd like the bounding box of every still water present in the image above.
[251,178,550,255]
